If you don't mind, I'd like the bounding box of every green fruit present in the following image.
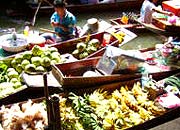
[31,57,41,66]
[88,39,100,48]
[25,64,36,72]
[13,81,22,89]
[48,47,58,53]
[51,52,61,62]
[51,51,61,58]
[21,59,30,69]
[32,45,43,56]
[41,57,51,67]
[7,68,16,73]
[15,64,23,74]
[79,52,89,59]
[36,66,46,72]
[14,54,23,64]
[76,42,86,52]
[86,46,97,54]
[41,51,52,59]
[7,71,19,79]
[72,49,79,58]
[22,51,32,60]
[10,78,19,83]
[11,59,18,68]
[51,60,58,64]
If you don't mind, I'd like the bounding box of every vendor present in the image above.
[41,0,78,43]
[139,0,174,24]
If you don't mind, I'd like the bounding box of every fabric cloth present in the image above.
[139,0,156,24]
[50,10,77,41]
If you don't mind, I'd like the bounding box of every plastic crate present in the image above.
[162,0,180,16]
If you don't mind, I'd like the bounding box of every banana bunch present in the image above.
[66,82,166,130]
[109,31,125,44]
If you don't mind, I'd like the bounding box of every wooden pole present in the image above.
[43,73,52,129]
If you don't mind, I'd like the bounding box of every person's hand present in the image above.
[51,22,60,27]
[51,22,68,32]
[58,24,68,32]
[168,12,174,16]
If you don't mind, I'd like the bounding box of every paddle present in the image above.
[39,28,59,35]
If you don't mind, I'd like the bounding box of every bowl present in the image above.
[27,35,46,49]
[0,34,28,53]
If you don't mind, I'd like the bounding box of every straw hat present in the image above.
[87,18,99,32]
[79,18,99,37]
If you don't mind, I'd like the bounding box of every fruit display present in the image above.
[0,100,47,129]
[72,38,101,59]
[72,32,125,59]
[0,45,64,99]
[0,81,169,129]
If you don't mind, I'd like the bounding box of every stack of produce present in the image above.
[72,38,101,59]
[0,82,167,129]
[72,31,126,59]
[0,45,63,99]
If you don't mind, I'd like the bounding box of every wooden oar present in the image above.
[32,1,42,26]
[39,28,59,35]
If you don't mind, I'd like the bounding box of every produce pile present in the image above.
[0,82,167,129]
[0,100,47,129]
[72,32,125,59]
[0,45,63,99]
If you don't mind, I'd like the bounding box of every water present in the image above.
[0,10,166,57]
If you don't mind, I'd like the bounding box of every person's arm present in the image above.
[152,7,174,16]
[51,22,69,32]
[50,12,69,32]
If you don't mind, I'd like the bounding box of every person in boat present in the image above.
[139,0,174,24]
[41,0,78,43]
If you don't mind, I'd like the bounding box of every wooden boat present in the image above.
[50,28,137,60]
[110,17,146,33]
[52,54,180,89]
[135,18,180,36]
[27,0,143,14]
[1,74,180,130]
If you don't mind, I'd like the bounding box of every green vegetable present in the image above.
[40,57,51,68]
[22,51,32,60]
[15,64,23,74]
[21,59,30,69]
[0,61,8,83]
[7,70,19,79]
[32,45,43,56]
[14,54,23,64]
[31,56,41,67]
[36,66,46,72]
[77,42,86,52]
[24,64,36,72]
[69,92,103,130]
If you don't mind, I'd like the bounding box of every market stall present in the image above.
[0,12,180,129]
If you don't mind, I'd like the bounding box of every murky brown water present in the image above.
[0,10,166,58]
